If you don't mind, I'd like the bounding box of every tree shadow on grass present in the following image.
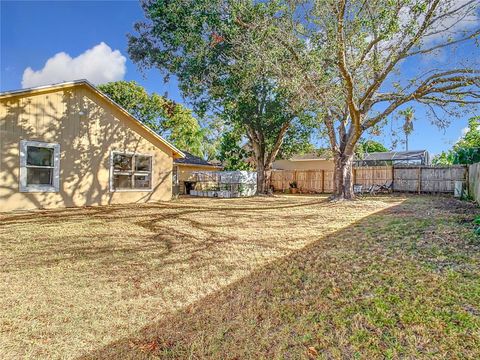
[0,195,329,225]
[0,196,336,274]
[78,196,480,359]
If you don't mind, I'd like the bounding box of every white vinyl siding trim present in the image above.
[109,151,154,192]
[19,140,60,192]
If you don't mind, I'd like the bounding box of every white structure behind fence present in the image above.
[189,171,257,198]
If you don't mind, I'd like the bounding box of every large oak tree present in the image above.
[127,0,315,193]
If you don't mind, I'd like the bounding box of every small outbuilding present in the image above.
[272,151,334,171]
[0,80,184,212]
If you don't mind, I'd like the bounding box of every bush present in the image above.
[474,216,480,236]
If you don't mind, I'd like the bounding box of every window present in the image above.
[110,152,153,191]
[19,140,60,192]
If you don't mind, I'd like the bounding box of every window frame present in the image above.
[19,140,60,193]
[109,151,154,192]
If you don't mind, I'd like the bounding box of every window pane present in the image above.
[27,146,53,166]
[27,167,52,185]
[134,175,151,189]
[135,156,151,172]
[113,174,132,189]
[113,154,133,171]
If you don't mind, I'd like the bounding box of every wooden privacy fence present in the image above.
[270,169,334,193]
[468,162,480,204]
[271,166,391,193]
[270,165,468,194]
[393,165,467,193]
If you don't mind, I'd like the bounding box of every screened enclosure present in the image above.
[185,171,257,198]
[354,150,430,166]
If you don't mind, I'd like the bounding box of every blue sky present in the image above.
[1,0,478,155]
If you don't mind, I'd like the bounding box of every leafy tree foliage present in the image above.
[128,0,314,193]
[201,117,226,161]
[218,130,253,171]
[277,118,316,160]
[456,117,480,150]
[355,140,389,158]
[399,107,415,151]
[98,81,205,157]
[218,117,315,170]
[433,117,480,165]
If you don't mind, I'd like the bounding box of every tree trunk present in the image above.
[256,162,271,194]
[246,121,290,196]
[332,151,355,200]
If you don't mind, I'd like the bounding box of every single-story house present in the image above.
[173,151,222,194]
[0,79,184,212]
[273,150,430,171]
[272,152,334,171]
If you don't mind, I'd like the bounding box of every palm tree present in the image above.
[400,107,415,151]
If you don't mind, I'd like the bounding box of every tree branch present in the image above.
[336,0,361,134]
[265,120,291,166]
[359,0,441,109]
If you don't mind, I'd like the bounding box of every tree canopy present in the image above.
[98,81,205,157]
[128,1,316,192]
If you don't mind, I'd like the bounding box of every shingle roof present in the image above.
[174,151,221,167]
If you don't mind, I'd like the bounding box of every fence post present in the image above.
[321,170,325,193]
[466,166,469,197]
[417,167,422,194]
[392,166,395,192]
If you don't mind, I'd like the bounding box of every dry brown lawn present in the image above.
[0,195,479,359]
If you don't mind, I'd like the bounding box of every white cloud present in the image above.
[22,42,126,88]
[393,0,479,49]
[423,0,480,43]
[455,126,470,143]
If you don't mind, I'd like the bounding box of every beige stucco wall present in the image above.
[0,85,174,212]
[272,159,334,171]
